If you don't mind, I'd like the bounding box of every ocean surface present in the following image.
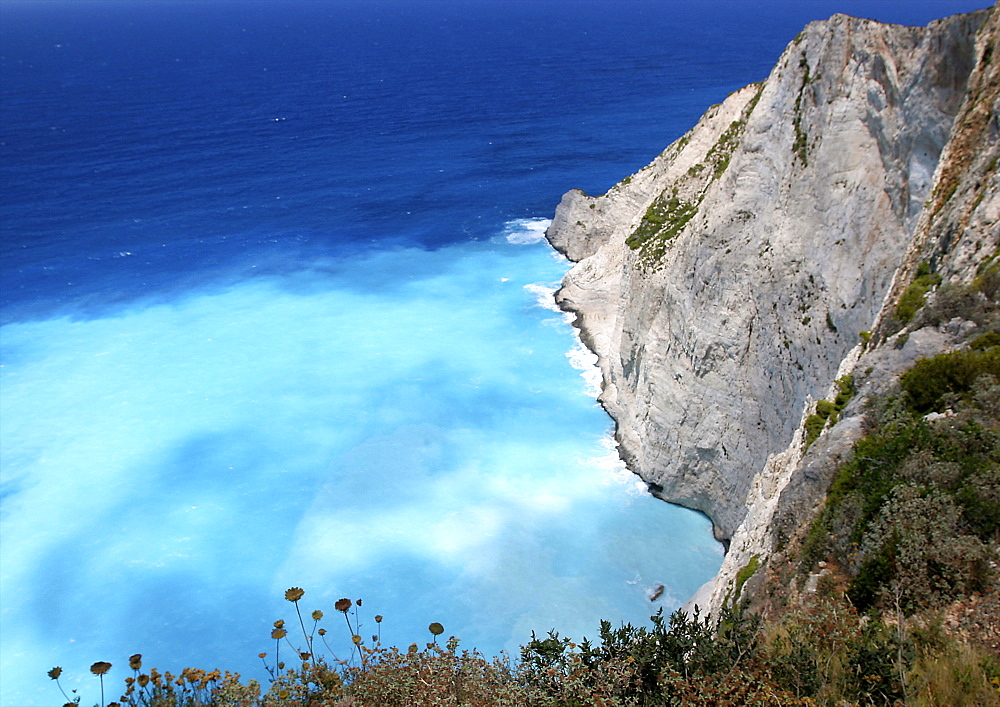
[0,1,988,704]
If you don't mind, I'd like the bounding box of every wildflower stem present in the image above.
[54,677,72,704]
[292,602,315,665]
[319,634,341,663]
[259,653,275,681]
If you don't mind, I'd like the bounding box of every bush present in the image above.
[803,376,856,449]
[900,348,1000,414]
[896,262,942,325]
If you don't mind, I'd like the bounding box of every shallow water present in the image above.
[1,219,722,702]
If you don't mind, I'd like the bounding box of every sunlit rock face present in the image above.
[547,7,995,546]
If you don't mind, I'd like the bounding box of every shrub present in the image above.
[900,347,1000,414]
[896,262,942,325]
[803,376,855,449]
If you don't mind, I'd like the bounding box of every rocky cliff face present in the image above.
[547,6,999,610]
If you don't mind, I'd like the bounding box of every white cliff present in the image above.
[547,6,999,611]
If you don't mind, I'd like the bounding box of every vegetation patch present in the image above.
[801,343,999,614]
[895,261,943,325]
[803,375,855,449]
[792,54,811,166]
[706,119,746,178]
[734,555,762,601]
[627,83,764,268]
[626,190,698,251]
[900,345,1000,413]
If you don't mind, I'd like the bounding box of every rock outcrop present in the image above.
[547,6,999,611]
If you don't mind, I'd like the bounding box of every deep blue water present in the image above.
[0,1,988,704]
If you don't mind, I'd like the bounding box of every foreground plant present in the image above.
[47,666,79,706]
[49,580,999,706]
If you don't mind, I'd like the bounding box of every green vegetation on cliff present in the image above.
[800,339,1000,611]
[625,84,763,268]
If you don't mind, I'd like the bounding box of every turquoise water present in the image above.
[0,220,722,703]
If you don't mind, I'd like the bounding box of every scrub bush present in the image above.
[801,345,1000,618]
[803,375,856,449]
[896,262,942,325]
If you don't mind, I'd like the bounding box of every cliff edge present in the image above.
[547,6,999,613]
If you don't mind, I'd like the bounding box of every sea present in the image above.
[0,1,987,704]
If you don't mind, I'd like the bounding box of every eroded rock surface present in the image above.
[547,5,998,596]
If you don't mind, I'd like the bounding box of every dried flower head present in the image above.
[271,628,287,640]
[48,667,63,680]
[318,628,327,636]
[375,615,383,623]
[299,652,311,661]
[138,675,150,688]
[356,599,362,606]
[311,610,323,621]
[351,634,362,645]
[129,654,142,670]
[335,598,352,613]
[273,620,285,629]
[258,653,267,659]
[284,587,305,602]
[428,622,444,636]
[90,661,112,676]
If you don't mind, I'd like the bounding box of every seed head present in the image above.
[375,615,383,623]
[428,622,444,636]
[90,661,112,675]
[273,620,285,628]
[284,587,305,602]
[335,598,352,613]
[271,628,287,640]
[311,610,323,621]
[48,667,63,680]
[129,654,142,670]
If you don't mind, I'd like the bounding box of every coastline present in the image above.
[542,5,997,615]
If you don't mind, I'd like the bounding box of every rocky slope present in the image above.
[546,6,999,612]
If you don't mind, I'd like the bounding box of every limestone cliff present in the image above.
[546,6,999,611]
